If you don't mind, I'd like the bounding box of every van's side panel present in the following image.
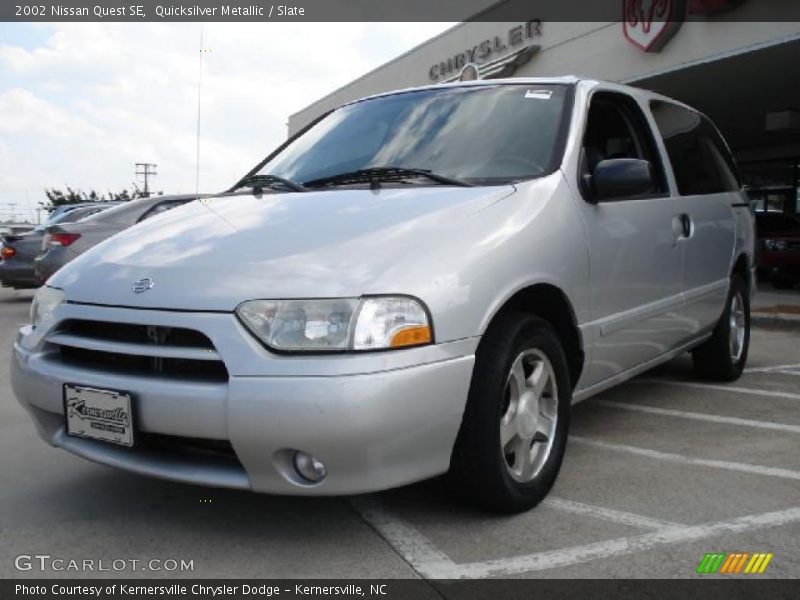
[562,82,688,389]
[645,101,741,336]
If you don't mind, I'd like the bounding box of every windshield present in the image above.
[254,84,572,186]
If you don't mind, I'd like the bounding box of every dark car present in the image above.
[0,204,117,289]
[755,212,800,289]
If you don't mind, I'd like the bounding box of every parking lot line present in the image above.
[448,506,800,578]
[351,494,800,579]
[543,497,683,530]
[593,399,800,434]
[349,496,454,577]
[773,369,800,376]
[635,378,800,401]
[571,436,800,481]
[744,363,800,373]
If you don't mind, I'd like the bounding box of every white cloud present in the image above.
[0,22,452,221]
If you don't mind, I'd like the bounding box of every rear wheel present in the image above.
[446,313,571,513]
[692,275,750,381]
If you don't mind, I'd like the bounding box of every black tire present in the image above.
[446,312,571,513]
[692,275,750,382]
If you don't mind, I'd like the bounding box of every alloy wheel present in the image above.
[500,349,558,482]
[729,290,746,362]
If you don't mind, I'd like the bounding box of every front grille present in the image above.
[59,320,213,347]
[136,432,240,463]
[57,345,228,381]
[47,319,228,382]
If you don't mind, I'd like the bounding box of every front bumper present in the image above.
[11,302,476,495]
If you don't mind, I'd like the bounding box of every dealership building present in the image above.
[290,2,800,216]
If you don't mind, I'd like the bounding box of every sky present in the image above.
[0,22,453,222]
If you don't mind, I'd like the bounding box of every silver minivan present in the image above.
[11,77,755,513]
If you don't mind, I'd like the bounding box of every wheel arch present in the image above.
[482,283,584,390]
[731,252,751,290]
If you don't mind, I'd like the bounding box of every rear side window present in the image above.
[650,101,740,196]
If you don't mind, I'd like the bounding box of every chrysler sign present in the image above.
[428,20,542,82]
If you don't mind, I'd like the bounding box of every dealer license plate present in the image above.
[64,384,134,447]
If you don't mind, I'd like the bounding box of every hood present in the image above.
[51,184,517,311]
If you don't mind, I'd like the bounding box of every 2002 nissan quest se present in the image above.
[12,77,755,512]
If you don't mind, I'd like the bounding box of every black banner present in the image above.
[4,579,800,600]
[3,0,800,22]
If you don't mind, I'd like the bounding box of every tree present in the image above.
[40,186,162,214]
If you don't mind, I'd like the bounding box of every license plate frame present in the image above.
[63,384,135,447]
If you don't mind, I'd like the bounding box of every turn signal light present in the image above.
[49,233,81,247]
[389,325,432,348]
[1,246,15,259]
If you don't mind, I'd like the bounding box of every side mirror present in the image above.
[592,158,653,202]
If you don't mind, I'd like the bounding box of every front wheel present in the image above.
[692,275,750,381]
[446,313,571,513]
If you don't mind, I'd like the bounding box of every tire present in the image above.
[692,275,750,382]
[446,312,571,513]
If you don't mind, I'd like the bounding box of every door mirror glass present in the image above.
[592,158,653,201]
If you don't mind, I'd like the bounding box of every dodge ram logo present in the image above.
[623,0,744,53]
[623,0,688,53]
[131,278,155,294]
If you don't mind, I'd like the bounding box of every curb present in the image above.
[752,312,800,330]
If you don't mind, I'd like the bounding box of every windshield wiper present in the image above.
[230,174,309,194]
[303,167,475,189]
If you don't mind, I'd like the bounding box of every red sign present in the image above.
[623,0,689,53]
[623,0,743,52]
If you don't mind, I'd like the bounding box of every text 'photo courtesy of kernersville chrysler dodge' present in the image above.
[3,4,799,592]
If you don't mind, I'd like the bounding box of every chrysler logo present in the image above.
[132,278,154,294]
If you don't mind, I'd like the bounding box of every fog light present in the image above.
[293,450,327,483]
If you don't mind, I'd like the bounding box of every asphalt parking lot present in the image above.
[1,286,798,580]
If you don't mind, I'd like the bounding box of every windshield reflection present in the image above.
[256,84,571,186]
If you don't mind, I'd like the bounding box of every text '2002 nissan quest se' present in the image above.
[12,77,755,513]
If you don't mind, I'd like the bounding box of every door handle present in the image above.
[679,213,692,238]
[672,213,692,241]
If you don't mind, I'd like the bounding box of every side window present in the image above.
[138,200,187,222]
[581,92,667,198]
[650,101,741,196]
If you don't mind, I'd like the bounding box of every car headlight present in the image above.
[763,239,788,251]
[236,296,433,352]
[30,286,65,328]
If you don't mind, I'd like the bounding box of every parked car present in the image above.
[755,212,800,289]
[34,194,205,283]
[0,205,117,289]
[11,78,755,513]
[47,202,112,222]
